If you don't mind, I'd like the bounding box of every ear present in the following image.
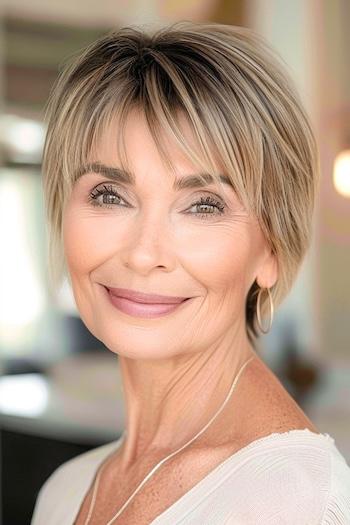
[255,248,278,289]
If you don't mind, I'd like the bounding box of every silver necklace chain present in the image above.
[84,355,255,525]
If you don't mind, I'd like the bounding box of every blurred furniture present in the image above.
[0,351,124,525]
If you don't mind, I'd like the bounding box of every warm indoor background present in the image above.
[0,1,349,523]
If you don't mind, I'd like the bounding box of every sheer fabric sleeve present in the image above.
[31,464,64,525]
[221,442,332,525]
[321,445,350,525]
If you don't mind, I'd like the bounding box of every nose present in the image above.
[119,209,176,275]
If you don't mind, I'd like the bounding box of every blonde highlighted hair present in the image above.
[42,20,320,344]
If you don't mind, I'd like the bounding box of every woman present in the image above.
[32,21,350,524]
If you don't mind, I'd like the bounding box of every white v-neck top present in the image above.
[31,429,350,524]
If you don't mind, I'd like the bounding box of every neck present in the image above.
[117,331,256,468]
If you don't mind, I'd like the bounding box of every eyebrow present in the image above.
[75,162,233,191]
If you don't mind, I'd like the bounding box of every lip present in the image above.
[105,286,189,304]
[103,287,191,318]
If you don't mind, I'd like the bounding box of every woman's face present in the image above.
[62,109,277,359]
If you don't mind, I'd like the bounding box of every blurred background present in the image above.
[0,0,349,523]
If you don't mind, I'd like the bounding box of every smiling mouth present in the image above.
[103,286,191,318]
[105,286,190,304]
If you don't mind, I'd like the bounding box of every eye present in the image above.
[187,195,226,220]
[87,183,227,220]
[88,184,128,209]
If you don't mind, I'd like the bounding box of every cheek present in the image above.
[62,206,114,339]
[62,207,112,274]
[182,224,253,293]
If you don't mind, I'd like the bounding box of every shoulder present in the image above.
[235,354,320,440]
[321,440,350,524]
[221,430,350,525]
[31,439,121,525]
[39,438,119,489]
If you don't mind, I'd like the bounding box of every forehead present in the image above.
[80,107,232,193]
[93,107,211,166]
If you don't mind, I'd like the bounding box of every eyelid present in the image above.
[90,181,131,199]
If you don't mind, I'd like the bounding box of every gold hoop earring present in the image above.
[256,286,274,334]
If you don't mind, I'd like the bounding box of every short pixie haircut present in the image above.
[42,20,320,345]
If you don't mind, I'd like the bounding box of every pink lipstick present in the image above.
[103,286,191,318]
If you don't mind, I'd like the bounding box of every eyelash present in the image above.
[88,184,226,219]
